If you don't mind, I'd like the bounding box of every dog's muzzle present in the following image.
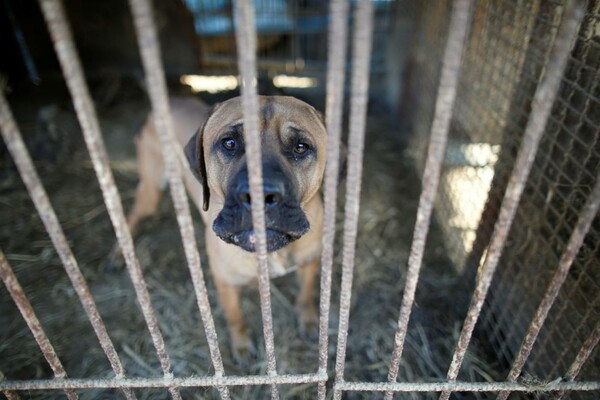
[213,166,309,252]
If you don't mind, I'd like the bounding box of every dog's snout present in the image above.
[236,181,285,210]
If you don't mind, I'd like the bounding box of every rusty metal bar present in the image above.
[496,176,600,400]
[0,91,135,400]
[317,0,349,398]
[3,375,600,393]
[2,374,599,393]
[551,321,600,400]
[232,1,279,398]
[1,390,19,400]
[0,250,78,400]
[1,371,20,400]
[0,372,327,391]
[384,1,472,399]
[127,1,229,398]
[37,1,179,398]
[439,2,585,399]
[332,2,374,400]
[335,380,600,393]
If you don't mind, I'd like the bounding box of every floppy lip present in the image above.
[216,227,306,253]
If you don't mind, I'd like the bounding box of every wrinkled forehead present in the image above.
[203,96,326,142]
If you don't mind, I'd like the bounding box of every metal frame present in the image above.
[1,0,599,398]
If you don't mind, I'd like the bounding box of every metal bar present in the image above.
[0,250,78,400]
[332,2,374,400]
[384,1,472,399]
[551,321,600,400]
[335,380,600,393]
[127,1,229,399]
[1,371,20,400]
[0,91,135,400]
[439,2,585,399]
[3,376,599,393]
[496,176,600,400]
[37,1,179,398]
[2,391,20,400]
[0,373,328,391]
[232,1,279,398]
[546,266,600,378]
[317,0,349,398]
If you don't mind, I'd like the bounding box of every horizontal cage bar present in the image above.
[0,373,327,391]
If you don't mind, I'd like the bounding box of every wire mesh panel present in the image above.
[408,0,600,398]
[482,0,600,387]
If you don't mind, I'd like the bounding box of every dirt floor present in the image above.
[0,81,500,399]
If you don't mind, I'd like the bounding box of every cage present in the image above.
[0,0,598,399]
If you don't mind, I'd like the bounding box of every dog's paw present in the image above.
[232,337,257,369]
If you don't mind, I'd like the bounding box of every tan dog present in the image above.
[112,96,332,365]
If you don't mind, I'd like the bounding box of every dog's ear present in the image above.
[185,121,211,211]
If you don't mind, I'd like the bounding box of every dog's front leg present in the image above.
[213,275,255,366]
[296,260,319,340]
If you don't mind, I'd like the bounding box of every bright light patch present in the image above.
[461,143,500,166]
[180,75,238,93]
[442,142,500,269]
[273,75,318,88]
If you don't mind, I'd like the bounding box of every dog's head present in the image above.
[185,96,329,253]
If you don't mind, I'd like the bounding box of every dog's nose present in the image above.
[237,182,284,210]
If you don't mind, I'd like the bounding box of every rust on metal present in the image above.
[1,374,599,394]
[317,0,349,398]
[0,90,136,400]
[0,250,78,400]
[332,2,374,400]
[497,176,600,400]
[440,2,586,399]
[233,1,279,398]
[37,1,179,398]
[384,1,473,399]
[335,380,600,393]
[0,372,327,391]
[127,0,229,398]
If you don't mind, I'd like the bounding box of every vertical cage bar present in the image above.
[497,176,600,400]
[317,0,349,398]
[384,1,472,399]
[126,1,229,398]
[551,321,600,400]
[0,91,135,400]
[37,1,180,398]
[332,2,374,399]
[232,1,279,398]
[0,250,78,400]
[439,2,585,399]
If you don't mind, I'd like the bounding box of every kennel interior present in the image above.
[0,0,599,399]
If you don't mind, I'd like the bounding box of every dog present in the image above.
[110,96,337,365]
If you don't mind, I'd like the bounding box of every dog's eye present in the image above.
[294,142,310,155]
[222,138,236,151]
